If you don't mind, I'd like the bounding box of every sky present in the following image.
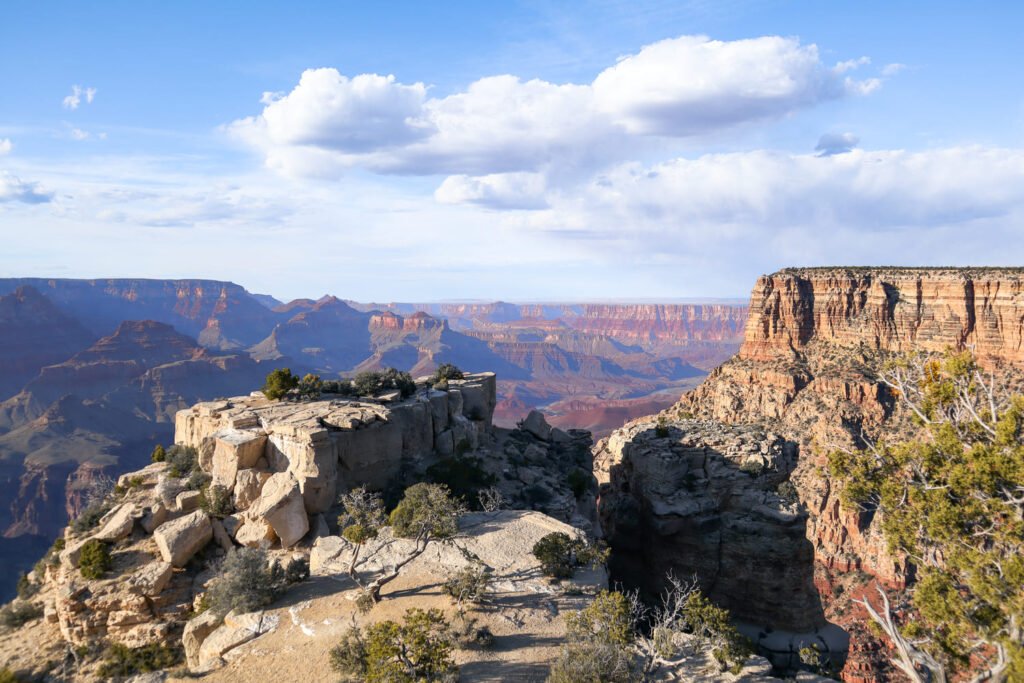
[1,1,1023,302]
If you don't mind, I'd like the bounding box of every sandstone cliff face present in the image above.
[646,267,1024,680]
[174,373,498,514]
[595,418,822,631]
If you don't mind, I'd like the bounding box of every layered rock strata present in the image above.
[174,373,497,517]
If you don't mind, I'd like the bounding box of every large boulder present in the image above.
[521,410,552,441]
[232,468,268,510]
[126,561,173,597]
[211,429,267,490]
[183,610,221,670]
[196,610,278,671]
[153,510,213,567]
[92,504,136,542]
[248,473,308,548]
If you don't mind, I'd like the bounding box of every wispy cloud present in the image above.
[0,139,11,156]
[62,85,97,110]
[0,173,53,204]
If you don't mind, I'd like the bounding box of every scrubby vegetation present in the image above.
[830,350,1024,681]
[79,539,113,580]
[166,444,199,478]
[0,667,18,683]
[262,367,300,400]
[531,532,608,579]
[352,368,416,398]
[338,486,387,578]
[198,483,233,517]
[15,573,38,600]
[655,415,670,438]
[202,547,303,616]
[33,537,65,577]
[150,444,166,463]
[0,601,42,630]
[428,363,464,389]
[329,608,457,683]
[425,454,495,507]
[567,468,591,498]
[70,475,115,534]
[96,642,181,678]
[442,564,491,607]
[298,372,323,399]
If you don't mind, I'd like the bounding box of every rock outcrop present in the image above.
[599,267,1024,681]
[174,372,497,515]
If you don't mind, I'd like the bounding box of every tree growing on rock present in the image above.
[829,350,1024,682]
[338,486,387,579]
[262,368,299,400]
[531,532,608,579]
[428,363,464,389]
[298,373,323,399]
[362,483,465,604]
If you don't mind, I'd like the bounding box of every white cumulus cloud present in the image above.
[229,34,883,180]
[0,138,11,155]
[62,85,97,110]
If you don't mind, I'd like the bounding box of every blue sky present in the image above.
[1,1,1023,301]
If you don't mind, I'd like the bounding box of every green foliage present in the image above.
[321,379,355,396]
[442,564,491,606]
[330,608,456,683]
[0,668,18,683]
[567,468,591,498]
[739,460,764,477]
[425,455,496,507]
[186,469,211,492]
[71,500,112,534]
[150,444,166,463]
[655,415,670,439]
[198,483,233,517]
[353,368,417,398]
[33,537,65,577]
[96,642,180,678]
[166,444,199,478]
[0,601,42,630]
[829,350,1024,678]
[338,486,388,576]
[388,483,462,541]
[531,532,608,579]
[284,556,310,584]
[547,640,637,683]
[429,363,464,388]
[203,547,285,616]
[79,539,113,580]
[681,591,752,671]
[566,590,634,647]
[262,367,299,400]
[298,373,323,399]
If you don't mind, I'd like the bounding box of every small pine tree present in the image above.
[262,368,299,400]
[150,444,166,463]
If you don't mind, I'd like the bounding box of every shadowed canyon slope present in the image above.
[598,266,1024,680]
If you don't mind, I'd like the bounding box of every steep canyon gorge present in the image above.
[597,267,1024,680]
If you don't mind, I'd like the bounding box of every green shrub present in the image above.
[298,373,323,399]
[322,379,355,396]
[79,539,113,580]
[186,469,211,492]
[284,556,310,584]
[567,469,591,498]
[425,455,495,507]
[682,591,752,671]
[548,640,637,683]
[353,368,417,398]
[429,363,464,388]
[166,444,199,478]
[776,480,798,504]
[262,368,299,400]
[203,547,284,616]
[198,484,233,517]
[739,460,764,477]
[442,564,491,606]
[0,601,42,630]
[96,642,180,678]
[150,444,166,463]
[655,415,670,438]
[532,532,608,579]
[389,483,462,541]
[329,608,456,683]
